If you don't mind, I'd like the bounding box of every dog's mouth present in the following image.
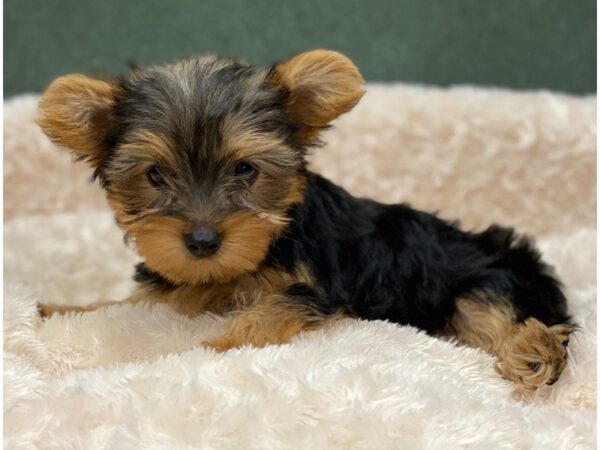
[123,210,288,285]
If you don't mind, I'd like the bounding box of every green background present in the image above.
[4,0,596,97]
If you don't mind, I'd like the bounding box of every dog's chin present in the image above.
[139,240,273,285]
[129,211,288,285]
[142,251,258,286]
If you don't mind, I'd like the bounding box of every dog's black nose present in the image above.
[184,226,221,258]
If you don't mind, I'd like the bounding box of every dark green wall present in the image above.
[4,0,596,96]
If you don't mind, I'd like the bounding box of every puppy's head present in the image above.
[38,50,364,285]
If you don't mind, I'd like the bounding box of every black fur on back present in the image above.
[265,172,570,332]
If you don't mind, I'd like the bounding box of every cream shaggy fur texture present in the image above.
[3,87,596,449]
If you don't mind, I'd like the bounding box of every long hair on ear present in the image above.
[268,49,365,145]
[38,74,125,170]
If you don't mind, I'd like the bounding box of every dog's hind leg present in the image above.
[447,295,574,389]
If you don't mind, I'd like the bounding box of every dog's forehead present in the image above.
[124,58,269,121]
[112,56,296,168]
[116,56,288,149]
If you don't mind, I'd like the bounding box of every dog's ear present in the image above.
[38,74,124,168]
[269,49,365,145]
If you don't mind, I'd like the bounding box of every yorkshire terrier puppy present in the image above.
[38,49,573,389]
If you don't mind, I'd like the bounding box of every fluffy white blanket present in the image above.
[4,88,596,449]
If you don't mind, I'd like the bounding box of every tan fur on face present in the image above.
[448,296,574,389]
[128,211,287,285]
[270,49,365,144]
[38,74,123,167]
[114,130,179,169]
[221,119,288,161]
[101,122,305,286]
[220,118,307,206]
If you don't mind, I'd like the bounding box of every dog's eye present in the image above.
[234,161,257,177]
[147,166,166,187]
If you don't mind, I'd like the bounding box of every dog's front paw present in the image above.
[204,337,239,352]
[36,303,83,318]
[37,302,55,319]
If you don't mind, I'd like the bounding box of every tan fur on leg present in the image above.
[37,301,124,318]
[496,319,574,389]
[448,297,515,355]
[448,296,574,389]
[37,282,225,319]
[37,266,323,322]
[206,293,336,352]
